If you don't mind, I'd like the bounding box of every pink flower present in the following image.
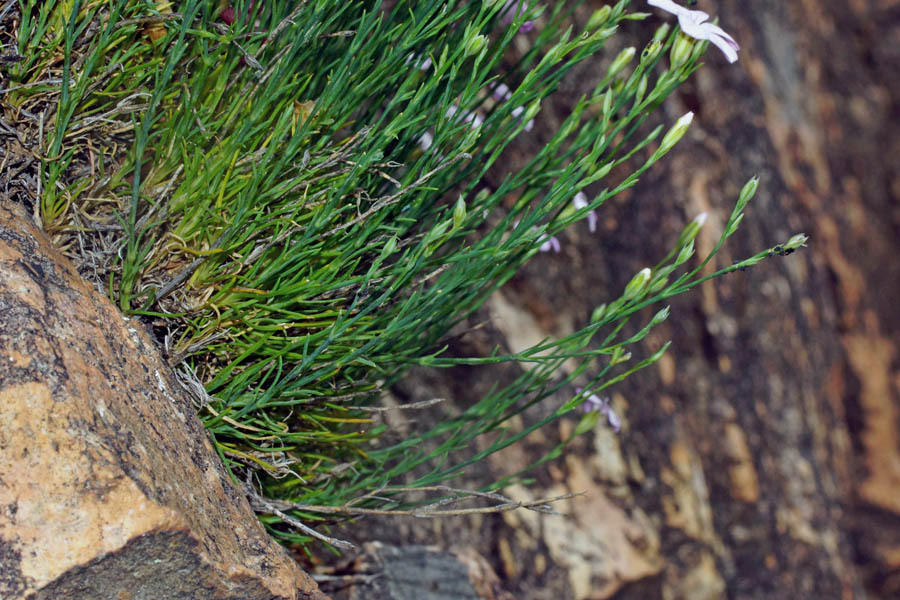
[220,6,235,25]
[647,0,740,63]
[219,1,262,27]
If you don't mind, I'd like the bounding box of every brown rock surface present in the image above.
[0,202,326,599]
[317,1,899,598]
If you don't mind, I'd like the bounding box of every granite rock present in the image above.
[0,203,327,600]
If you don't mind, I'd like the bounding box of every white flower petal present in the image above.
[707,31,739,63]
[648,1,739,63]
[677,10,712,38]
[647,0,689,16]
[702,22,740,49]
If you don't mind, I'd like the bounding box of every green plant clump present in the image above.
[6,0,805,547]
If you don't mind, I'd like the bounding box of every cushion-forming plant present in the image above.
[5,0,805,547]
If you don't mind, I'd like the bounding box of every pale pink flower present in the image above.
[499,1,536,33]
[417,131,433,151]
[404,53,432,71]
[445,104,485,129]
[572,191,597,233]
[492,83,512,102]
[512,219,559,253]
[510,105,534,131]
[576,388,621,433]
[647,0,740,63]
[539,235,560,253]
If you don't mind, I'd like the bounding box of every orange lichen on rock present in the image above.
[0,203,327,599]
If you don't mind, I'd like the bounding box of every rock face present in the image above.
[0,202,326,599]
[321,542,512,600]
[323,2,899,598]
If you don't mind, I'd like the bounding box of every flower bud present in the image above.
[465,34,488,58]
[585,161,612,185]
[591,303,607,323]
[607,46,636,79]
[653,23,671,42]
[522,99,541,123]
[674,240,695,266]
[463,130,482,154]
[586,26,618,46]
[725,213,744,237]
[559,114,579,139]
[648,275,669,294]
[381,236,398,258]
[675,212,707,249]
[622,267,651,301]
[429,219,451,241]
[648,265,673,294]
[641,40,662,63]
[658,111,693,155]
[738,176,759,208]
[634,74,649,105]
[670,33,694,68]
[610,347,631,365]
[452,196,467,229]
[601,88,613,117]
[586,6,611,31]
[783,233,809,251]
[650,306,670,327]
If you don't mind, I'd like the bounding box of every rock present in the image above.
[319,542,511,600]
[0,202,327,600]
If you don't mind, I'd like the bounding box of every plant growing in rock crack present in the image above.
[6,0,806,549]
